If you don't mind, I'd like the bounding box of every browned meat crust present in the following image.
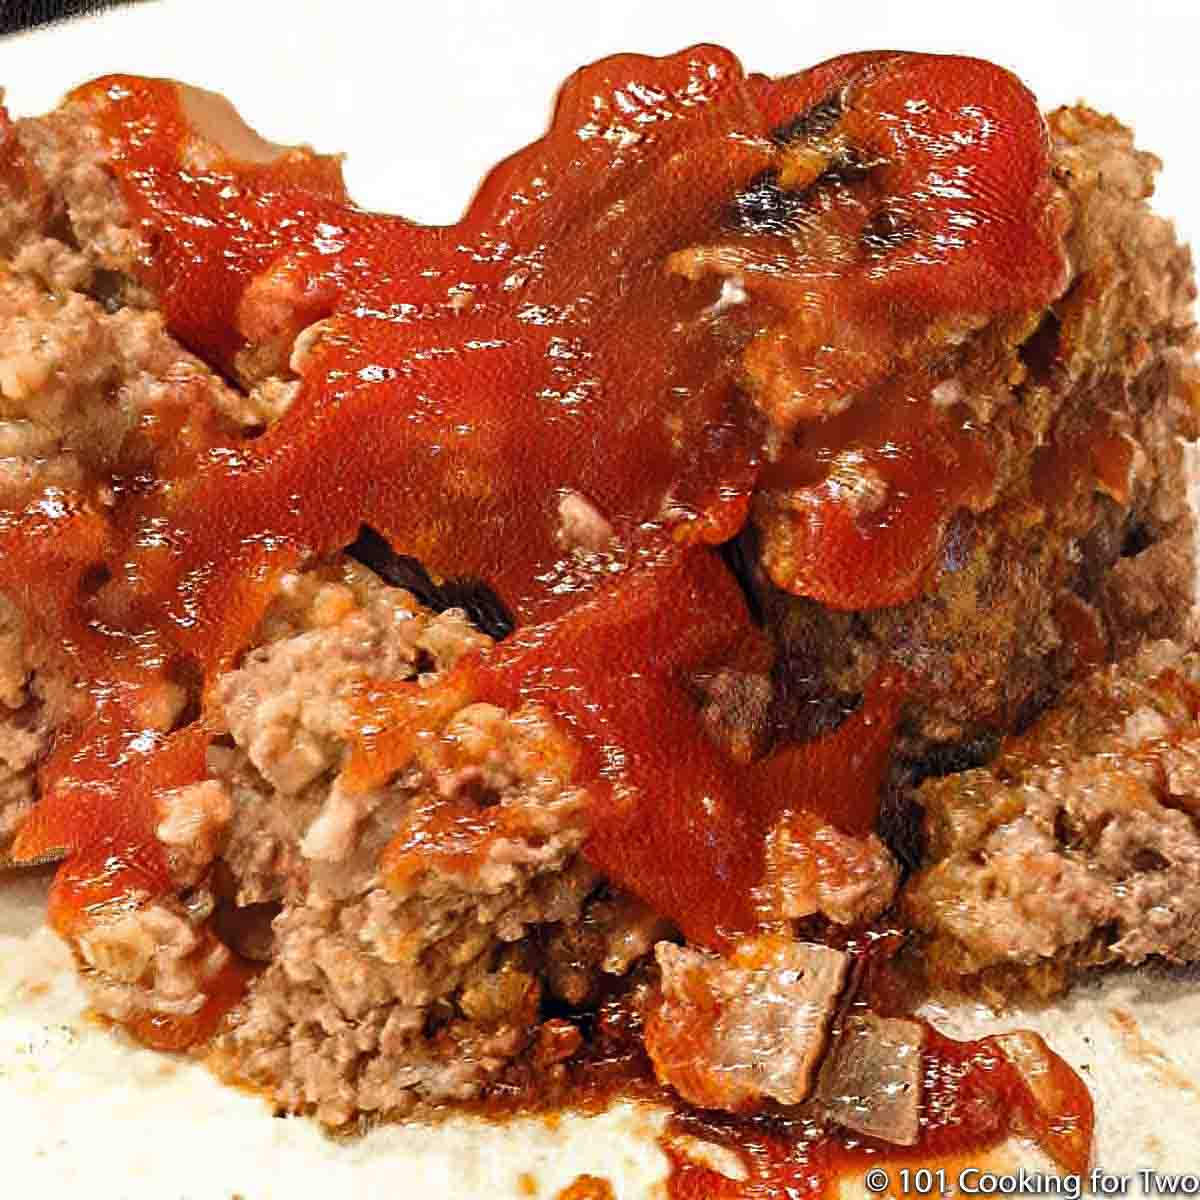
[757,107,1197,758]
[906,639,1200,994]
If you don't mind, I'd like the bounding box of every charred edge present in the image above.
[727,168,812,236]
[860,205,917,260]
[883,735,999,872]
[437,579,515,642]
[346,524,515,640]
[771,91,844,147]
[1120,521,1153,559]
[727,151,877,237]
[345,525,442,606]
[876,786,927,875]
[903,733,1000,789]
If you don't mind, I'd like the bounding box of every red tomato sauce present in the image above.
[663,1023,1093,1199]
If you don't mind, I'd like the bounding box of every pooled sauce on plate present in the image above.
[471,929,1094,1192]
[662,1024,1093,1198]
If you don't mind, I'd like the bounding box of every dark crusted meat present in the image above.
[755,106,1197,758]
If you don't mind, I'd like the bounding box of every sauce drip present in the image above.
[756,385,997,609]
[357,549,903,948]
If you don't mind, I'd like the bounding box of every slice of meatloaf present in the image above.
[743,106,1197,759]
[906,638,1200,994]
[0,88,329,859]
[62,556,666,1125]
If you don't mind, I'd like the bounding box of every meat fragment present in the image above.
[0,608,39,850]
[556,491,614,554]
[76,898,231,1025]
[155,779,233,887]
[758,811,899,926]
[0,591,73,860]
[907,640,1200,990]
[214,561,488,799]
[816,1014,925,1146]
[645,936,848,1111]
[0,89,330,859]
[542,890,675,1006]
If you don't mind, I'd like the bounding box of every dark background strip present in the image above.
[1,0,145,38]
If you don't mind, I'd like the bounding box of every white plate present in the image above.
[3,2,1200,1195]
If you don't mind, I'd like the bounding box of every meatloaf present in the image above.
[0,47,1195,1147]
[741,104,1198,759]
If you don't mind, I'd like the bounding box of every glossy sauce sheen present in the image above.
[664,1025,1093,1198]
[354,551,903,946]
[658,931,1092,1194]
[2,45,1084,1162]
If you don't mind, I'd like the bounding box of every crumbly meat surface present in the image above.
[906,639,1200,994]
[2,88,299,421]
[0,93,317,857]
[76,557,655,1124]
[0,593,42,848]
[0,84,701,1122]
